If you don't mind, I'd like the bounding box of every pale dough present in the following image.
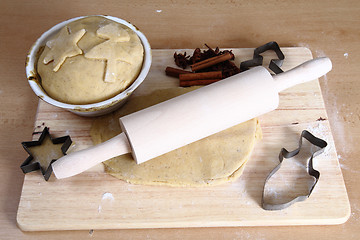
[27,135,64,172]
[90,87,261,186]
[37,16,144,104]
[43,27,86,72]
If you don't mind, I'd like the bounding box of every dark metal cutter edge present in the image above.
[20,127,72,181]
[240,41,285,74]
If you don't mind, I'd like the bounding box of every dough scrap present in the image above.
[43,27,86,72]
[90,87,261,186]
[85,23,134,83]
[96,22,131,42]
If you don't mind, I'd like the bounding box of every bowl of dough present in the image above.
[26,15,152,117]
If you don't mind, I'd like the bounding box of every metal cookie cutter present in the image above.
[262,130,327,210]
[21,127,72,181]
[240,41,285,74]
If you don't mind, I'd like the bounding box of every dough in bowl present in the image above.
[37,16,144,104]
[90,87,261,186]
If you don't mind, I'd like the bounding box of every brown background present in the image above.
[1,0,359,239]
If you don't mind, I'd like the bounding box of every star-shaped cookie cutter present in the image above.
[240,41,285,74]
[262,130,327,210]
[20,127,72,181]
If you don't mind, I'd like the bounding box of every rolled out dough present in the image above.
[90,87,261,186]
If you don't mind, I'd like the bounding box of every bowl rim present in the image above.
[26,15,152,111]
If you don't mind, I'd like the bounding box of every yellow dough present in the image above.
[43,27,86,72]
[37,16,144,104]
[27,135,64,172]
[90,87,261,186]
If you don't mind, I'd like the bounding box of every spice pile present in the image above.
[165,44,241,87]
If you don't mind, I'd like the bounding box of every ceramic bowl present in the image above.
[26,15,152,117]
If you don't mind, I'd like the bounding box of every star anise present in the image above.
[174,52,190,69]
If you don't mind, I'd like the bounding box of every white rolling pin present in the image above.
[52,57,332,179]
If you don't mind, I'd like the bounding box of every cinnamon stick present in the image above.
[165,67,192,78]
[180,79,221,87]
[190,52,234,71]
[179,71,222,81]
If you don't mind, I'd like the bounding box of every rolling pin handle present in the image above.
[273,57,332,92]
[52,132,131,179]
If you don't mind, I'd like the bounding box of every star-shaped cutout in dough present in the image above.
[43,26,86,72]
[21,127,72,181]
[85,23,132,83]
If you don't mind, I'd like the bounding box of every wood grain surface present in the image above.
[16,48,349,231]
[1,0,360,239]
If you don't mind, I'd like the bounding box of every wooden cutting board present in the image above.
[17,48,350,231]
